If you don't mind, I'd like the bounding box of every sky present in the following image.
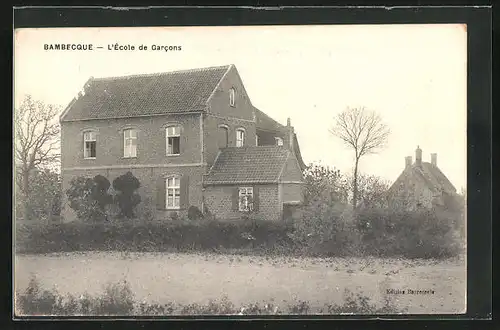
[14,24,467,190]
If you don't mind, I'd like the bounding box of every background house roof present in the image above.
[61,65,231,121]
[417,162,457,194]
[389,162,457,195]
[204,146,293,185]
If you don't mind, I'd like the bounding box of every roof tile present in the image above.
[204,146,291,185]
[62,65,231,121]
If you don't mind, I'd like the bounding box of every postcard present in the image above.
[13,23,467,316]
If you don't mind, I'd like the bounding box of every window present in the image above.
[239,187,253,212]
[166,176,181,209]
[218,125,229,148]
[275,137,284,146]
[236,129,245,147]
[123,129,137,158]
[83,131,96,159]
[229,88,236,107]
[255,135,259,146]
[166,126,181,155]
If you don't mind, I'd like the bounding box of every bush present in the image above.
[91,175,113,214]
[15,219,294,254]
[187,206,204,221]
[290,200,463,259]
[66,176,107,222]
[16,277,405,315]
[355,207,463,258]
[291,201,363,257]
[112,172,141,219]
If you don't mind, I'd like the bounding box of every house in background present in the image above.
[387,146,459,211]
[59,64,306,222]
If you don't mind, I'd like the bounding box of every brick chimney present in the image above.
[405,156,412,169]
[287,117,294,152]
[415,146,422,167]
[431,153,437,166]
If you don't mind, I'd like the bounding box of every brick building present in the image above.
[387,146,458,211]
[59,64,306,222]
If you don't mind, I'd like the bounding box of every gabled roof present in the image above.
[204,146,293,185]
[418,162,457,194]
[254,107,307,171]
[254,107,286,133]
[389,161,457,195]
[61,65,232,122]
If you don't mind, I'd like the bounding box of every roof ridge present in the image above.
[91,64,232,82]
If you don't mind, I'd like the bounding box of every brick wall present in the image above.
[203,184,281,222]
[207,66,254,121]
[280,154,304,182]
[61,165,206,222]
[281,183,304,204]
[203,66,258,167]
[203,114,257,167]
[61,113,202,169]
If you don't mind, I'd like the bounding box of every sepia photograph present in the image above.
[13,24,467,316]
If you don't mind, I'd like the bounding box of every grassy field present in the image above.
[14,252,466,314]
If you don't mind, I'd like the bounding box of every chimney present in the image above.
[431,153,437,166]
[287,117,294,152]
[405,156,412,169]
[415,146,422,167]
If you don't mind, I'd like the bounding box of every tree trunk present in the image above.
[22,170,30,221]
[352,157,359,209]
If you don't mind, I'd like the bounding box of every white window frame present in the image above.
[236,129,245,147]
[229,88,236,107]
[123,128,137,158]
[238,187,254,212]
[166,125,181,156]
[166,176,181,209]
[255,135,259,146]
[275,137,284,146]
[83,131,97,159]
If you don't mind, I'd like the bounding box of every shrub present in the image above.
[16,277,407,316]
[325,288,405,314]
[15,219,293,254]
[91,175,113,214]
[292,201,362,257]
[355,207,463,259]
[66,176,107,222]
[187,206,204,221]
[112,172,141,219]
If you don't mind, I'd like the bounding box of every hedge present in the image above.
[16,219,294,254]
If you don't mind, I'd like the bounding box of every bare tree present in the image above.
[330,106,390,209]
[15,95,61,220]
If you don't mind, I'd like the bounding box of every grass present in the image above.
[16,276,405,316]
[15,251,466,315]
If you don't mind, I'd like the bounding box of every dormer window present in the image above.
[229,88,236,107]
[275,137,284,146]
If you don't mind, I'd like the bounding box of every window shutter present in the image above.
[156,177,166,210]
[180,175,189,209]
[232,187,239,211]
[253,186,260,211]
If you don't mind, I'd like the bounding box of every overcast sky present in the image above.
[14,25,467,190]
